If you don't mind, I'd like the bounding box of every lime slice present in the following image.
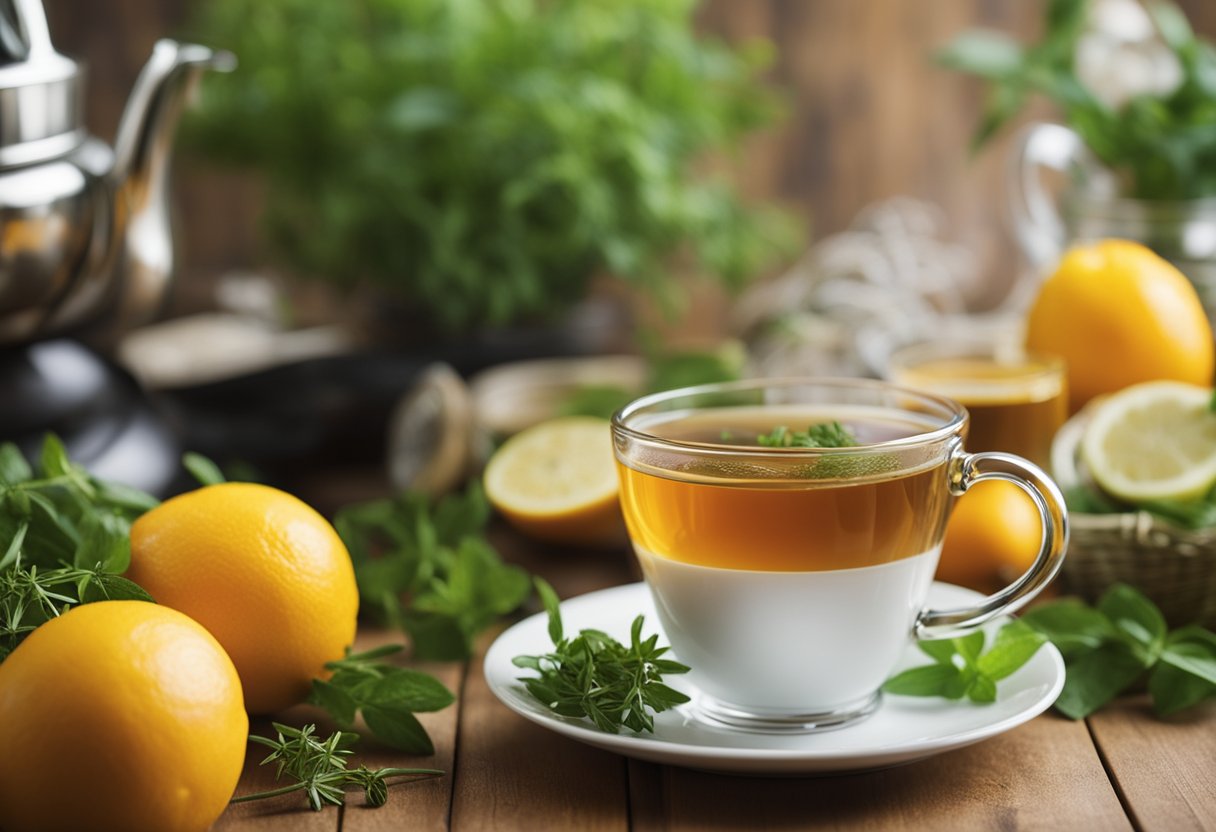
[1081,381,1216,503]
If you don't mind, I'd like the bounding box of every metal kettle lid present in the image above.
[0,0,83,167]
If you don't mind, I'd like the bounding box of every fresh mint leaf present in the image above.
[0,444,32,485]
[535,577,563,645]
[73,511,131,573]
[954,630,986,664]
[1053,642,1148,720]
[1159,641,1216,687]
[882,663,965,698]
[976,620,1048,681]
[1149,660,1216,716]
[936,30,1024,80]
[1098,584,1167,661]
[966,673,998,704]
[337,484,529,661]
[38,435,72,479]
[183,452,226,486]
[307,646,455,753]
[1022,599,1117,656]
[78,573,155,604]
[917,638,958,665]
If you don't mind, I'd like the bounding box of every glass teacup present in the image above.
[611,378,1068,733]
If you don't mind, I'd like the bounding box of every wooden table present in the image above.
[214,526,1216,832]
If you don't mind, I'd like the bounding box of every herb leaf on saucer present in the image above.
[512,578,691,734]
[883,621,1048,705]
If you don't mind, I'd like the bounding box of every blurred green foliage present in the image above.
[939,0,1216,199]
[186,0,798,330]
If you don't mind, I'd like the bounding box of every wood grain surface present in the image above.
[201,524,1214,831]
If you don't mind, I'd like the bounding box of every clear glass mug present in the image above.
[611,378,1068,733]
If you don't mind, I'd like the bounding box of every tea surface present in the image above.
[616,407,951,572]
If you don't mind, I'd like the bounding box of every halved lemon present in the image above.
[1081,381,1216,503]
[484,416,625,546]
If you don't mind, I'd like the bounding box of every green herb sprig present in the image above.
[512,578,690,734]
[335,484,531,661]
[307,645,455,755]
[232,723,442,811]
[883,620,1049,704]
[0,436,159,660]
[757,422,859,448]
[1022,584,1216,718]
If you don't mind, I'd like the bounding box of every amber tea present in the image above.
[617,406,952,573]
[889,348,1067,468]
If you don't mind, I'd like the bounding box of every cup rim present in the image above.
[886,340,1065,392]
[611,376,967,457]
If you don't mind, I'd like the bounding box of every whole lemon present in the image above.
[1025,239,1214,412]
[0,601,247,832]
[128,482,358,713]
[937,480,1041,593]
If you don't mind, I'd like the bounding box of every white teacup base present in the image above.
[695,690,882,734]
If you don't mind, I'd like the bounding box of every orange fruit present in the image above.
[1025,239,1214,412]
[128,482,358,713]
[0,601,247,832]
[484,416,625,546]
[937,480,1041,593]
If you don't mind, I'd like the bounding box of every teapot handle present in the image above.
[1006,123,1092,270]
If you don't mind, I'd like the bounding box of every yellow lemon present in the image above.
[0,601,247,832]
[484,416,625,546]
[1025,239,1214,412]
[128,482,359,713]
[938,481,1042,593]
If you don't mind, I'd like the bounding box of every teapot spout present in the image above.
[108,39,235,329]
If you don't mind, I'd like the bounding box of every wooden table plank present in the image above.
[1088,697,1216,832]
[628,714,1132,832]
[448,629,631,832]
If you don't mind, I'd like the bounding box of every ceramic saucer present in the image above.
[483,581,1065,776]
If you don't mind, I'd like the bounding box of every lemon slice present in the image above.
[1081,381,1216,503]
[484,416,624,546]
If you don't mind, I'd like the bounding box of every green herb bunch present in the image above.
[756,421,858,448]
[0,437,158,661]
[884,584,1215,718]
[232,723,442,811]
[513,579,690,734]
[1022,584,1216,718]
[186,0,797,329]
[335,484,530,661]
[939,0,1216,199]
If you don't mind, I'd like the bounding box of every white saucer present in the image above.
[483,581,1065,775]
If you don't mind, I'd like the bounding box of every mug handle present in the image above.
[1006,122,1092,270]
[915,450,1069,640]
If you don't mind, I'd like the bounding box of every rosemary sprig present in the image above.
[232,723,442,811]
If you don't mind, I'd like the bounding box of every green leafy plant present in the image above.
[307,645,455,754]
[232,723,442,811]
[512,578,690,734]
[883,620,1049,704]
[939,0,1216,199]
[1022,584,1216,718]
[334,483,531,661]
[186,0,797,329]
[0,437,159,661]
[885,584,1216,719]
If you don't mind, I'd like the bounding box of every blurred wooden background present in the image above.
[45,0,1216,318]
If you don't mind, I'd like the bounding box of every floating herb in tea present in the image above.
[757,422,859,448]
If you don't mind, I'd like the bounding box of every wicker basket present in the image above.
[1052,408,1216,628]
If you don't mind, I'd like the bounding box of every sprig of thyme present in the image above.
[512,578,690,734]
[232,723,442,811]
[756,422,859,448]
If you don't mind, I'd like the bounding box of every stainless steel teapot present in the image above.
[0,0,233,345]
